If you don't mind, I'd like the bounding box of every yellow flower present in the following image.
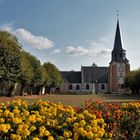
[108,132,113,138]
[23,129,30,137]
[58,113,63,118]
[28,114,36,123]
[6,124,11,130]
[79,120,86,127]
[29,126,36,132]
[97,131,104,138]
[91,114,96,120]
[78,127,84,133]
[32,137,40,140]
[82,110,89,115]
[62,123,68,127]
[4,110,10,117]
[77,114,84,120]
[56,125,62,129]
[23,110,30,117]
[10,134,21,140]
[86,125,92,131]
[9,112,14,118]
[92,126,98,133]
[95,138,101,140]
[66,117,71,123]
[43,130,50,136]
[74,132,79,140]
[63,130,70,138]
[48,136,54,140]
[46,121,51,126]
[81,129,87,137]
[13,109,20,114]
[86,131,93,139]
[73,123,79,129]
[0,124,8,133]
[12,117,22,124]
[91,120,97,127]
[0,118,5,123]
[58,136,64,140]
[99,118,104,123]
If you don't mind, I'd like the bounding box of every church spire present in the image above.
[111,15,128,63]
[113,18,123,51]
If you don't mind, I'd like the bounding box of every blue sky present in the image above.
[0,0,140,70]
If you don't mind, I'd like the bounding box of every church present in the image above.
[59,19,130,93]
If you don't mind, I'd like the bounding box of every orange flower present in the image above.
[106,112,111,118]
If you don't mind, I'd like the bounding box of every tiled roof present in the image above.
[82,66,108,83]
[61,71,81,83]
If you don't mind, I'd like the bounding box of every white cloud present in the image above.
[66,46,88,56]
[51,49,61,54]
[88,39,111,57]
[15,28,54,49]
[0,22,14,32]
[65,39,111,57]
[0,24,54,50]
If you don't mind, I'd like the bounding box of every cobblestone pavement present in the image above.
[0,93,139,107]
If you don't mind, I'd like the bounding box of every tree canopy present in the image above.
[43,62,62,93]
[125,69,140,94]
[0,31,21,96]
[0,30,62,96]
[0,31,21,83]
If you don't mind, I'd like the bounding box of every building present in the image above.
[60,19,130,93]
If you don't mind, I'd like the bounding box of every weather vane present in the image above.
[117,10,119,19]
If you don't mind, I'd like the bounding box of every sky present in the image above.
[0,0,140,71]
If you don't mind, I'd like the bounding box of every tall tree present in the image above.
[26,54,45,95]
[20,51,46,95]
[20,51,34,95]
[0,31,21,96]
[125,69,140,94]
[43,62,62,93]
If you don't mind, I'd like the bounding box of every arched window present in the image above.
[76,85,80,90]
[86,84,89,90]
[101,84,105,90]
[69,84,73,90]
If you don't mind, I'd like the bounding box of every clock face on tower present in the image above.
[117,63,126,77]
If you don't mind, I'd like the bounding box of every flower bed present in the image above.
[0,99,106,140]
[0,99,140,140]
[77,100,140,139]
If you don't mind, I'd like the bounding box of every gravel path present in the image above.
[0,93,140,107]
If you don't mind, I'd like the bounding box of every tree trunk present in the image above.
[20,84,25,96]
[7,84,14,97]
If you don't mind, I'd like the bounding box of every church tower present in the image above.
[109,19,130,93]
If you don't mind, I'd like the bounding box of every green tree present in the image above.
[0,31,21,96]
[26,54,45,95]
[20,51,34,95]
[125,69,140,94]
[43,62,62,93]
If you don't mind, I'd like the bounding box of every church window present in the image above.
[120,54,122,58]
[86,84,89,89]
[76,85,80,90]
[101,84,105,90]
[69,85,73,90]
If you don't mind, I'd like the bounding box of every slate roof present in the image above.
[82,66,108,83]
[61,71,81,83]
[113,20,124,51]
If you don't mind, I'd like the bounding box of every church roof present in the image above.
[61,71,81,83]
[82,66,108,83]
[113,20,124,51]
